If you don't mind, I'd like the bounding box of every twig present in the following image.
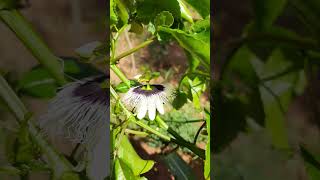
[111,38,154,64]
[193,122,206,144]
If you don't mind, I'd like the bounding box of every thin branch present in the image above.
[111,38,154,64]
[167,127,205,159]
[125,129,149,136]
[164,119,205,123]
[193,122,206,144]
[0,10,67,85]
[110,64,131,88]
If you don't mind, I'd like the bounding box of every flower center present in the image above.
[141,84,153,91]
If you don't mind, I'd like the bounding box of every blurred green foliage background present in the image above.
[213,0,320,179]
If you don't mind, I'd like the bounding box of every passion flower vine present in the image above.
[123,84,173,120]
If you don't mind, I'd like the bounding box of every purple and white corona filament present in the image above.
[39,75,110,180]
[123,84,172,120]
[39,75,109,146]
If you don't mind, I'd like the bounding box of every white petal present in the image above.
[155,96,164,114]
[148,97,156,120]
[137,98,147,119]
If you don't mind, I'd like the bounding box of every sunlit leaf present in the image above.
[117,135,154,176]
[116,0,129,25]
[159,26,209,68]
[183,0,210,18]
[177,0,193,23]
[115,158,139,180]
[110,0,118,25]
[188,76,206,109]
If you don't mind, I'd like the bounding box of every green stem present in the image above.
[111,39,154,64]
[167,127,205,159]
[110,86,171,141]
[156,116,205,158]
[155,116,169,130]
[125,129,149,136]
[0,76,76,179]
[110,64,131,87]
[0,10,67,86]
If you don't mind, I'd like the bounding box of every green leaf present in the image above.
[147,22,156,34]
[129,22,144,34]
[62,57,103,79]
[110,0,118,25]
[172,91,188,109]
[183,0,210,18]
[115,158,139,180]
[136,0,180,24]
[154,11,174,28]
[252,0,287,30]
[117,135,154,176]
[188,76,206,109]
[159,26,210,68]
[185,51,200,72]
[254,49,296,150]
[216,46,265,151]
[116,0,129,25]
[177,0,193,23]
[115,80,139,93]
[191,16,210,33]
[17,58,102,98]
[223,46,260,86]
[17,67,57,98]
[162,152,197,180]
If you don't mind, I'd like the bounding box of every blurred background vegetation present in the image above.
[213,0,320,179]
[0,1,105,179]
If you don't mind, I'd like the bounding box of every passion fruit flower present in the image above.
[39,75,110,179]
[40,75,108,145]
[123,84,173,120]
